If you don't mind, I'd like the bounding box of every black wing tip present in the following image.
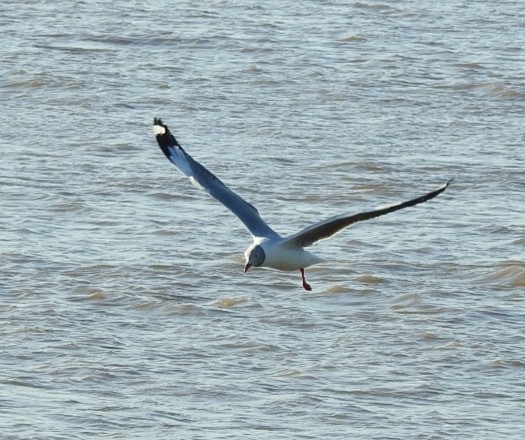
[428,179,452,200]
[442,178,454,192]
[153,117,168,134]
[153,117,179,150]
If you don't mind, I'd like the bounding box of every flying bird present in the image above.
[153,118,450,291]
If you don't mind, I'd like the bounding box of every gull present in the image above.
[153,118,450,291]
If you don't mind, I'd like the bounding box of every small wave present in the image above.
[484,264,525,288]
[215,296,247,308]
[341,34,363,43]
[453,62,484,70]
[445,81,525,100]
[325,284,348,294]
[352,2,401,15]
[477,83,525,100]
[34,43,112,53]
[87,291,107,301]
[391,292,422,309]
[356,274,383,284]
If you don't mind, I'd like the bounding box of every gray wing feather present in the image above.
[154,118,279,238]
[283,180,451,248]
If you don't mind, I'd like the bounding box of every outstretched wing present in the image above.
[283,180,451,248]
[153,118,279,238]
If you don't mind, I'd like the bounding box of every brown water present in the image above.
[1,0,524,438]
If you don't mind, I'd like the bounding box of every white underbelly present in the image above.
[264,246,322,271]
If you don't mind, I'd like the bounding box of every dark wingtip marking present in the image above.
[154,117,164,127]
[440,178,453,194]
[153,117,181,156]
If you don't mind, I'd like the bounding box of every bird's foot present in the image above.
[300,269,312,291]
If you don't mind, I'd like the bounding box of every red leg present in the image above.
[300,268,312,291]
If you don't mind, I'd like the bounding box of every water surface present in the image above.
[1,0,524,438]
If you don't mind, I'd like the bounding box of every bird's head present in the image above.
[244,244,266,272]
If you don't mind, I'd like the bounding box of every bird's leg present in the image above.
[300,268,312,291]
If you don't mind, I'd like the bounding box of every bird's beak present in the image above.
[244,263,252,273]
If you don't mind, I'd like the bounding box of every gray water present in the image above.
[1,1,524,438]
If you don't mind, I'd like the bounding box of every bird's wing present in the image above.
[153,118,279,238]
[282,180,451,248]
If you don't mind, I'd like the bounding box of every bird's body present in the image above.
[246,238,323,272]
[153,118,450,290]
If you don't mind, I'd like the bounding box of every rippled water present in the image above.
[2,0,524,438]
